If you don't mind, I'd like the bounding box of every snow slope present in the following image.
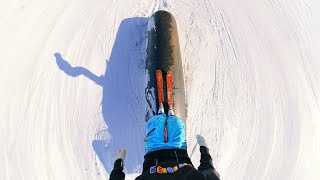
[1,0,319,179]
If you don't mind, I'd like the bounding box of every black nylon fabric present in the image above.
[109,147,220,180]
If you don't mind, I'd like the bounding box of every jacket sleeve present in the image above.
[198,146,221,180]
[109,159,125,180]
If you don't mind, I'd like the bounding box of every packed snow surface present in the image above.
[1,0,320,179]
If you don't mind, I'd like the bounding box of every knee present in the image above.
[167,116,185,126]
[147,114,166,124]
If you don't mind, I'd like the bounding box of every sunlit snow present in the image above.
[0,0,319,180]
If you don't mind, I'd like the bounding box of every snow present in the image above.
[0,0,319,179]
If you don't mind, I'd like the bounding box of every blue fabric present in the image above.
[145,114,187,154]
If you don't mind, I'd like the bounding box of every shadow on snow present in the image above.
[54,17,148,174]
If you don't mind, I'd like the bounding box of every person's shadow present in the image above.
[54,17,148,174]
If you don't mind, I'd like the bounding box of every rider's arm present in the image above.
[198,146,221,180]
[109,159,125,180]
[109,149,126,180]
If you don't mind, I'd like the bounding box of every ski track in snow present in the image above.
[0,0,319,179]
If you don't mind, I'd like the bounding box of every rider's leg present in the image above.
[145,114,166,153]
[166,116,187,150]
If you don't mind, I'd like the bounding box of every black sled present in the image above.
[145,10,186,122]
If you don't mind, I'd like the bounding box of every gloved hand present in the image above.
[196,134,207,147]
[114,148,127,162]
